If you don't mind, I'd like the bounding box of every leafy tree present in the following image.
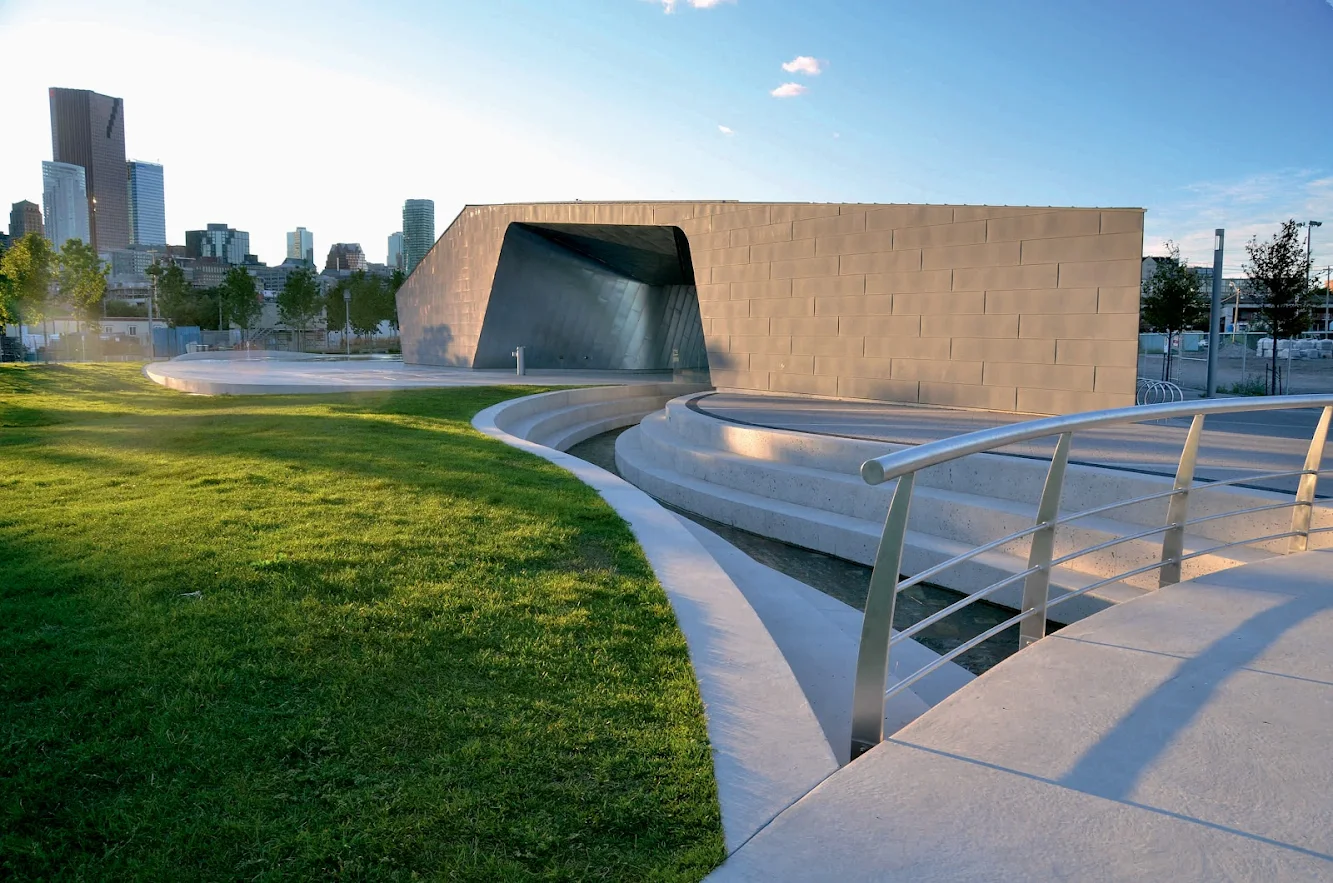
[55,239,109,330]
[151,264,219,329]
[0,233,55,326]
[326,272,397,343]
[277,267,322,351]
[104,299,148,318]
[1140,242,1208,382]
[1244,220,1319,394]
[218,266,262,332]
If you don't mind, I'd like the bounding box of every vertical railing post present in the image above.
[1019,432,1073,649]
[1159,414,1205,587]
[850,471,915,762]
[1290,405,1332,553]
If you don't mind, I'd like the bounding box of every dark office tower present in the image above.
[49,87,130,252]
[9,200,44,239]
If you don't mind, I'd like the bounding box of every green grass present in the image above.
[0,364,724,880]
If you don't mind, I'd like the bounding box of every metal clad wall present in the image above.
[472,224,706,371]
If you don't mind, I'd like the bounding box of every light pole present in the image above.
[1206,229,1224,397]
[1305,220,1322,319]
[343,287,352,358]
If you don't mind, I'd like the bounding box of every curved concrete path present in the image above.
[709,548,1333,881]
[146,354,675,395]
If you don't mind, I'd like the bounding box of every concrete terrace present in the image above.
[710,549,1333,882]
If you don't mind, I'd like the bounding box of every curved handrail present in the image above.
[849,394,1333,762]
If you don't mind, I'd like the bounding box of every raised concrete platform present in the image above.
[698,391,1327,491]
[144,353,676,395]
[708,548,1333,882]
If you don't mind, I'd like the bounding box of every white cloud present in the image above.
[718,125,734,136]
[781,56,823,75]
[770,82,807,98]
[832,132,841,139]
[660,0,732,12]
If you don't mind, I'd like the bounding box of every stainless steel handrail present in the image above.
[849,395,1333,762]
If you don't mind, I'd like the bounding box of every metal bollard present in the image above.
[512,346,526,376]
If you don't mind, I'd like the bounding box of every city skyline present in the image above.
[1,0,1331,273]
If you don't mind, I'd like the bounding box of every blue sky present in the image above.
[1,0,1331,275]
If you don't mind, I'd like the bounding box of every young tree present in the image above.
[1244,220,1318,394]
[55,239,109,331]
[1140,242,1208,382]
[152,264,218,329]
[276,266,322,351]
[218,266,262,335]
[0,233,55,327]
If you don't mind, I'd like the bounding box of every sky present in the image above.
[1,0,1331,277]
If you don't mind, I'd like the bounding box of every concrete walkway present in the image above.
[709,548,1333,882]
[145,355,674,395]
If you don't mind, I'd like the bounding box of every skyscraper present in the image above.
[9,200,44,239]
[127,161,166,246]
[387,232,404,271]
[49,87,130,252]
[186,223,250,265]
[402,199,434,274]
[42,161,91,248]
[286,227,314,263]
[325,243,367,272]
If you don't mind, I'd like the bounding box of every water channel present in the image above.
[565,426,1058,674]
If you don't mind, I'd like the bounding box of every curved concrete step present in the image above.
[662,393,1328,554]
[634,411,1272,592]
[617,424,1142,622]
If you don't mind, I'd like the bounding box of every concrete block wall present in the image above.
[398,201,1144,414]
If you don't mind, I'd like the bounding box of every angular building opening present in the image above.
[472,223,709,377]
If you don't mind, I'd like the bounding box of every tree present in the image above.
[152,264,219,329]
[0,233,55,327]
[1140,242,1208,382]
[104,299,148,318]
[218,266,262,334]
[277,266,321,351]
[1244,220,1319,394]
[326,272,396,347]
[55,239,109,331]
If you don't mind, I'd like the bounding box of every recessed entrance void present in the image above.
[473,222,709,376]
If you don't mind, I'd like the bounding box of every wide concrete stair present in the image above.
[617,393,1324,623]
[492,381,711,451]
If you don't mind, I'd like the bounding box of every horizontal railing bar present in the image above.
[1046,521,1181,569]
[862,394,1333,486]
[885,607,1042,700]
[1179,501,1299,528]
[1043,559,1179,610]
[1188,469,1325,492]
[890,565,1040,645]
[890,479,1324,595]
[894,528,1046,593]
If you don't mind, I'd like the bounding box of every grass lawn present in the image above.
[0,364,724,880]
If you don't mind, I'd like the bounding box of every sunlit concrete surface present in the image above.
[709,548,1333,882]
[144,354,675,395]
[695,391,1329,490]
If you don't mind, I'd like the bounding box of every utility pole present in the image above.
[1206,229,1224,397]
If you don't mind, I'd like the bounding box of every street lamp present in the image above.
[343,287,352,358]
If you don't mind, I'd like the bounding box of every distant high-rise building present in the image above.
[9,200,44,239]
[286,227,314,264]
[126,161,166,246]
[402,199,434,273]
[186,223,250,265]
[42,161,91,248]
[49,87,130,252]
[325,243,367,272]
[387,232,404,271]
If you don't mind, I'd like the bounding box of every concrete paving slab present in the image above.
[709,549,1333,881]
